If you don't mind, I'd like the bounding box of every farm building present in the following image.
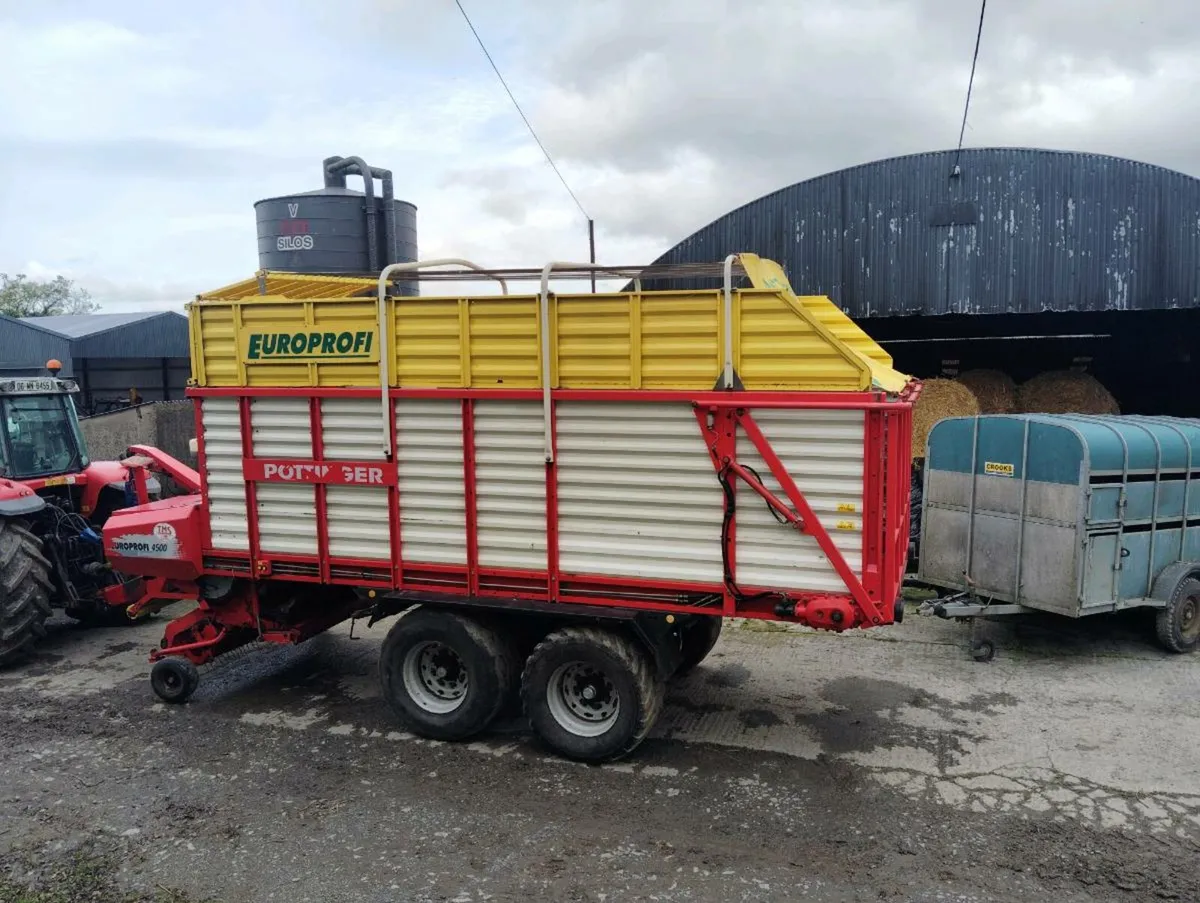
[0,311,190,415]
[651,147,1200,416]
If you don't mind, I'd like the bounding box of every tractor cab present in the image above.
[0,370,89,482]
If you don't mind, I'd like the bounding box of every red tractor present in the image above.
[0,364,173,665]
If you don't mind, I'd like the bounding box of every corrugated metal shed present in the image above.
[24,311,188,357]
[0,316,72,375]
[0,310,190,413]
[653,148,1200,317]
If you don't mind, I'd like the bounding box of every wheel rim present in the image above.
[160,669,182,694]
[1182,595,1200,641]
[546,661,620,737]
[402,641,468,714]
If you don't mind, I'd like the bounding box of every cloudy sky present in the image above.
[1,0,1197,311]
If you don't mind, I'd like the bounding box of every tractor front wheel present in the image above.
[0,519,54,667]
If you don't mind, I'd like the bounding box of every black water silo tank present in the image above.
[254,187,418,283]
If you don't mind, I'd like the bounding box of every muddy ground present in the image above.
[1,607,1197,902]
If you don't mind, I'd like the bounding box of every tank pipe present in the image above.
[325,156,380,272]
[322,156,345,189]
[380,169,396,268]
[326,156,399,270]
[538,262,637,463]
[376,260,510,457]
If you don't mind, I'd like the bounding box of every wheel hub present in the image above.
[547,662,620,737]
[1183,596,1200,639]
[402,641,469,714]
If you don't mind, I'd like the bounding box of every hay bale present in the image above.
[955,369,1017,414]
[912,378,980,458]
[1017,371,1120,415]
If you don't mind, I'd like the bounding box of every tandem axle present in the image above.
[148,578,722,762]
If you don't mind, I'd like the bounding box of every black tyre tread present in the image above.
[151,657,200,704]
[0,518,53,667]
[458,614,518,730]
[380,608,517,741]
[676,617,723,675]
[521,626,664,763]
[1155,575,1200,653]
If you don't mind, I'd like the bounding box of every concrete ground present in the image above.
[1,604,1197,902]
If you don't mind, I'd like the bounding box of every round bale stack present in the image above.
[955,369,1017,414]
[1017,371,1120,415]
[912,378,980,459]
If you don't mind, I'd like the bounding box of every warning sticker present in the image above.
[837,503,857,513]
[984,461,1015,477]
[835,520,857,531]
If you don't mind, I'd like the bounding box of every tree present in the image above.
[0,273,98,318]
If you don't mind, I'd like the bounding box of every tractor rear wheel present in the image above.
[0,519,55,667]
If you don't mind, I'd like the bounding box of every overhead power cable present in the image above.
[953,0,988,173]
[453,0,590,221]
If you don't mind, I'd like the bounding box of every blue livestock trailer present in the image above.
[918,414,1200,660]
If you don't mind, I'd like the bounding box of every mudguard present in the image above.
[0,478,46,517]
[80,460,161,515]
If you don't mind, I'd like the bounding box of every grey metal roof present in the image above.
[0,316,74,375]
[23,311,179,338]
[5,311,189,360]
[651,147,1200,317]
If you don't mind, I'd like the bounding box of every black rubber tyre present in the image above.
[1155,576,1200,653]
[0,518,55,667]
[151,657,200,704]
[379,608,516,741]
[521,627,664,763]
[676,617,722,675]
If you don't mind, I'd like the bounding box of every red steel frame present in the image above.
[185,385,913,631]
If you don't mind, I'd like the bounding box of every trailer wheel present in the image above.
[676,617,722,675]
[969,639,996,663]
[151,657,199,704]
[1155,576,1200,653]
[379,609,515,741]
[521,627,664,762]
[0,518,54,667]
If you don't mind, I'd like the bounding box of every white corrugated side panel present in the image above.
[474,401,546,570]
[250,398,317,556]
[200,398,248,551]
[321,398,391,561]
[396,399,466,565]
[736,408,865,592]
[557,403,723,583]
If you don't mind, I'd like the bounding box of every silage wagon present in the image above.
[103,254,918,761]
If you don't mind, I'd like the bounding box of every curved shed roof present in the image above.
[653,148,1200,317]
